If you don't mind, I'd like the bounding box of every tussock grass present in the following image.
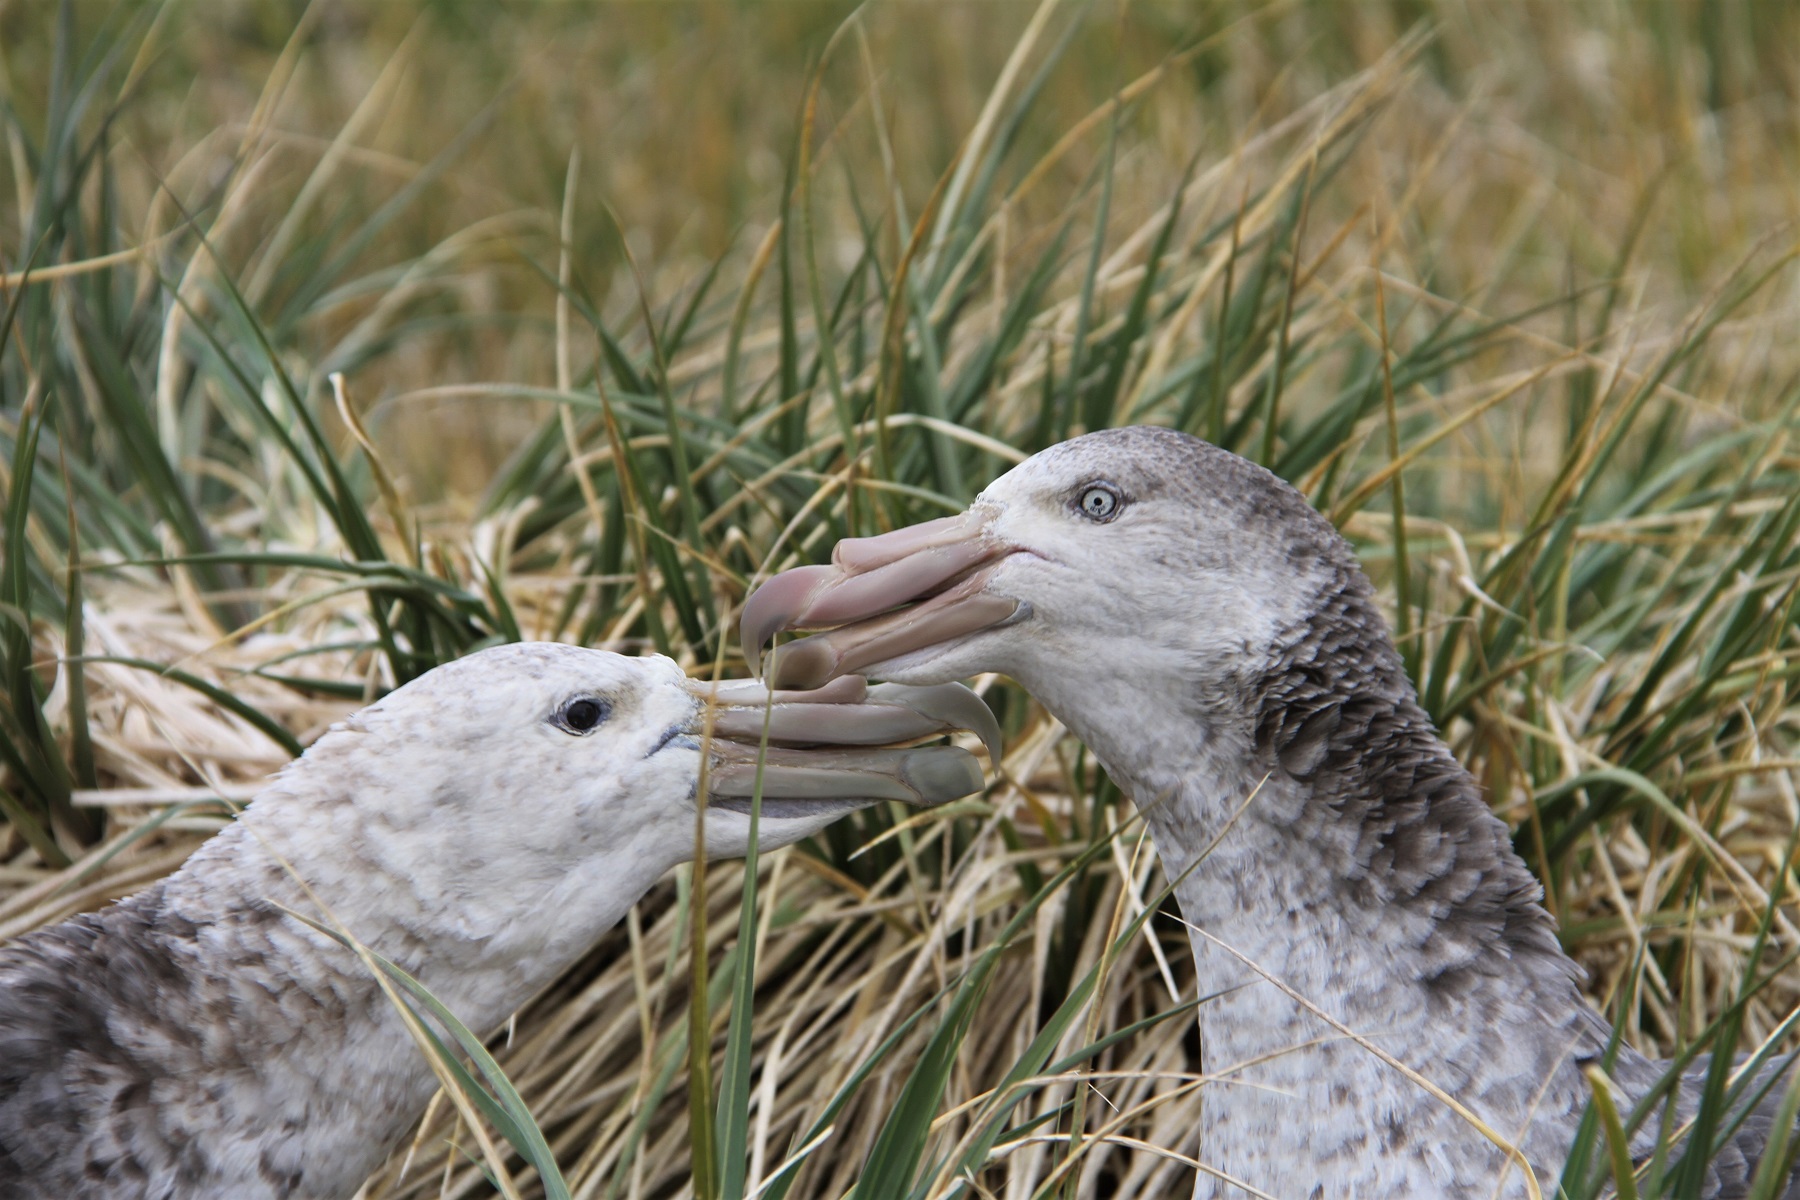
[3,2,1800,1196]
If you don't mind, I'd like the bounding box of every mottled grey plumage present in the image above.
[0,861,424,1199]
[749,426,1800,1198]
[0,644,986,1200]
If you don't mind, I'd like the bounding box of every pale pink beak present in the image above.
[741,509,1021,695]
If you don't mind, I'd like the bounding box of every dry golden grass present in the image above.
[4,2,1800,1196]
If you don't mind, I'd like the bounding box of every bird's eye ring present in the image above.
[555,697,610,735]
[1075,484,1122,523]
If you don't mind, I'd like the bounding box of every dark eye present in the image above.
[1075,484,1122,522]
[555,697,610,735]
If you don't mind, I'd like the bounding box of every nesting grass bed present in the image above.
[3,3,1799,1197]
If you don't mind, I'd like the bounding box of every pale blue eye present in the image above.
[1077,486,1120,521]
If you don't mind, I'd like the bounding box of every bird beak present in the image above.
[741,510,1021,691]
[679,674,998,815]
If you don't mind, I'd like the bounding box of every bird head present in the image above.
[237,643,992,969]
[742,427,1364,754]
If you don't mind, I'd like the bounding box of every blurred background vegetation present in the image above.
[3,1,1800,1197]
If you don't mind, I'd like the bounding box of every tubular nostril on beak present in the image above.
[831,512,982,570]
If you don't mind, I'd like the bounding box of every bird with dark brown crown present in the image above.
[0,643,996,1200]
[743,426,1800,1199]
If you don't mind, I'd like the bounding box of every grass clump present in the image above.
[3,1,1800,1196]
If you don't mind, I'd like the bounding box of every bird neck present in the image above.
[117,862,438,1195]
[1122,743,1643,1193]
[92,778,671,1193]
[1040,579,1638,1188]
[1100,709,1590,1033]
[1069,570,1575,1004]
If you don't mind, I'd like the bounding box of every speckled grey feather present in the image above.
[825,427,1800,1198]
[0,865,414,1199]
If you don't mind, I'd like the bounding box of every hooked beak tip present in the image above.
[741,512,1012,687]
[869,681,1004,766]
[742,564,837,677]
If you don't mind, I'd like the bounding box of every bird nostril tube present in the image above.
[801,541,994,627]
[831,512,984,571]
